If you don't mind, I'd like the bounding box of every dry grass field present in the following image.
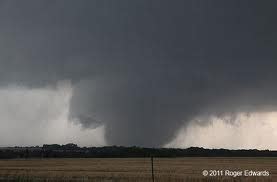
[0,158,276,181]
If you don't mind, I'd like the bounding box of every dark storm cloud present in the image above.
[1,0,277,146]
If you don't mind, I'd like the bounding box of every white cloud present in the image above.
[0,81,106,147]
[166,112,277,150]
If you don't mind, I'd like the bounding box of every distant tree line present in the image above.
[0,144,277,159]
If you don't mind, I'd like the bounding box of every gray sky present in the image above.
[1,0,277,148]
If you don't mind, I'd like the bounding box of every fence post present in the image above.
[151,156,155,182]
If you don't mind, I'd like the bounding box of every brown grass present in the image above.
[0,157,276,181]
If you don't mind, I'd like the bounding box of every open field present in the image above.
[0,158,276,181]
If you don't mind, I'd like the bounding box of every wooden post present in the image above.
[151,156,155,182]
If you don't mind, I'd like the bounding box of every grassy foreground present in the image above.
[0,158,276,181]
